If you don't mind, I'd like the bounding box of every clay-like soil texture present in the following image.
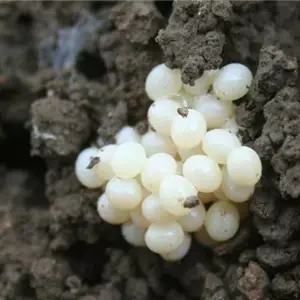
[1,1,300,299]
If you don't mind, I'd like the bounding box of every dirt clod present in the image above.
[237,261,269,300]
[30,96,91,158]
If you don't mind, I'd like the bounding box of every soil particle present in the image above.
[97,283,122,300]
[102,248,135,283]
[156,0,228,84]
[237,261,270,300]
[202,272,229,300]
[0,168,49,300]
[254,86,300,198]
[271,265,300,300]
[250,188,279,221]
[49,191,101,249]
[257,242,300,269]
[110,2,164,45]
[134,248,165,296]
[253,205,300,246]
[125,277,149,300]
[30,96,91,158]
[212,0,233,20]
[30,257,72,300]
[235,46,297,141]
[45,165,82,203]
[239,250,257,266]
[46,71,126,145]
[223,264,241,296]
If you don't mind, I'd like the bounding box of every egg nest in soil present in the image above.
[75,62,262,261]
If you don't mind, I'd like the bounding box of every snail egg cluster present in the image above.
[75,63,261,261]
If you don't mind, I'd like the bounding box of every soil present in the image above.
[1,1,300,300]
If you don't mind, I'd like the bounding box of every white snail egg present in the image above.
[111,142,146,179]
[121,222,146,247]
[227,146,262,187]
[145,221,184,254]
[94,144,117,181]
[141,153,177,194]
[105,177,143,211]
[115,126,140,144]
[75,147,105,188]
[159,175,198,216]
[221,168,255,202]
[213,63,253,101]
[205,200,240,242]
[142,194,175,223]
[178,202,206,232]
[160,233,191,261]
[97,193,129,224]
[194,93,232,129]
[171,109,207,149]
[148,98,180,136]
[202,129,241,164]
[140,131,177,158]
[183,155,222,193]
[145,64,182,101]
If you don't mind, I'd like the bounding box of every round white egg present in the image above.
[97,193,129,224]
[205,200,240,242]
[145,221,184,254]
[115,126,140,144]
[141,153,177,194]
[94,144,117,181]
[145,64,182,101]
[178,202,206,232]
[148,98,180,136]
[221,168,254,202]
[202,129,241,164]
[140,131,177,157]
[227,146,262,187]
[194,93,232,129]
[111,142,146,179]
[170,109,207,149]
[121,222,146,247]
[75,147,105,188]
[183,155,222,193]
[105,177,143,211]
[161,233,191,261]
[142,194,174,223]
[213,63,253,101]
[160,175,198,216]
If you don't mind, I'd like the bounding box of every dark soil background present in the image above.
[1,1,300,299]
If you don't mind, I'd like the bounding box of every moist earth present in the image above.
[1,1,300,300]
